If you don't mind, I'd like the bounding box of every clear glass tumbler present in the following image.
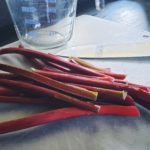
[6,0,78,50]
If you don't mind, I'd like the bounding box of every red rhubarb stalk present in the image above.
[97,95,135,106]
[128,82,150,92]
[125,95,135,106]
[27,65,150,109]
[28,57,48,70]
[132,89,150,109]
[68,84,127,100]
[0,47,109,77]
[0,79,100,112]
[68,84,135,106]
[0,105,140,134]
[0,96,70,106]
[0,87,18,96]
[0,64,98,101]
[4,63,147,110]
[32,68,150,109]
[0,96,52,105]
[45,61,72,72]
[34,69,114,82]
[115,80,150,92]
[28,58,61,72]
[1,95,130,107]
[70,57,126,79]
[0,73,16,80]
[69,80,150,109]
[69,57,111,72]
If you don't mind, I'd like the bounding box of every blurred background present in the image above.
[0,0,150,46]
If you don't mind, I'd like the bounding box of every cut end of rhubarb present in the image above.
[123,91,128,100]
[95,105,101,113]
[69,56,73,60]
[31,68,36,71]
[67,84,98,101]
[93,91,98,101]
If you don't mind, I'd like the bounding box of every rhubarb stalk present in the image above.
[69,57,110,72]
[0,87,18,96]
[0,64,98,101]
[34,69,114,82]
[0,105,140,134]
[0,48,109,77]
[70,57,126,79]
[0,79,100,112]
[0,96,71,106]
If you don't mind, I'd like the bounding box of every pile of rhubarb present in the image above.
[0,47,150,134]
